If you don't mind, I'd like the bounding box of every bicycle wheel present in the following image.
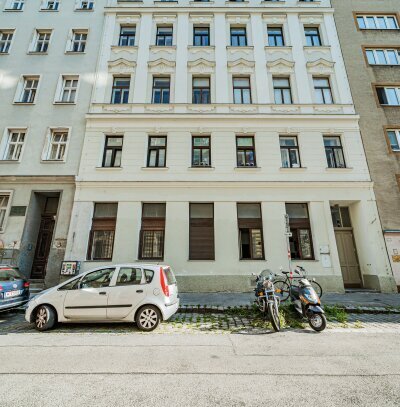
[274,280,290,302]
[268,300,281,332]
[311,281,323,299]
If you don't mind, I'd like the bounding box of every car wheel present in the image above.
[34,305,56,331]
[136,305,161,332]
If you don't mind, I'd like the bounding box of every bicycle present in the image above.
[273,265,323,302]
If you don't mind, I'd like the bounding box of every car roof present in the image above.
[91,264,170,269]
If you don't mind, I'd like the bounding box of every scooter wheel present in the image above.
[308,313,327,332]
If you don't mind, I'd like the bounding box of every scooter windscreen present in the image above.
[302,286,320,304]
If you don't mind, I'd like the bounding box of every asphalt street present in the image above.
[0,329,399,407]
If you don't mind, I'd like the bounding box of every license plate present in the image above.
[4,290,22,298]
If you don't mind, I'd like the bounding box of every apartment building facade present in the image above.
[0,0,106,287]
[332,0,400,290]
[62,0,396,292]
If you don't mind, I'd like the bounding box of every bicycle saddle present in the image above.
[281,271,290,275]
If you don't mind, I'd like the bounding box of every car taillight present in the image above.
[0,285,3,291]
[24,282,30,288]
[159,267,170,297]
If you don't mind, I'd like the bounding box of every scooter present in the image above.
[290,266,327,332]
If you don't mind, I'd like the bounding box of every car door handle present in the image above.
[99,292,107,295]
[136,290,144,293]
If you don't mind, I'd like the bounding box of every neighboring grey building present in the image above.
[0,0,106,287]
[332,0,400,290]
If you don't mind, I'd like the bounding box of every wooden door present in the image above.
[335,229,362,287]
[31,215,55,279]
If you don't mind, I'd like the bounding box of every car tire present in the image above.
[136,305,161,332]
[34,305,56,331]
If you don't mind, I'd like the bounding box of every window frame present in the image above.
[31,30,52,53]
[155,26,173,46]
[75,0,94,11]
[236,135,256,167]
[192,77,211,104]
[323,135,346,169]
[1,128,26,161]
[364,47,400,66]
[118,26,136,47]
[111,76,130,104]
[304,26,322,47]
[0,30,14,53]
[355,14,399,31]
[374,84,400,106]
[385,127,400,153]
[40,0,60,11]
[230,27,247,47]
[68,30,88,53]
[56,75,79,104]
[151,76,170,104]
[191,135,211,167]
[16,76,40,104]
[267,26,284,47]
[273,76,293,104]
[193,26,210,47]
[0,192,12,233]
[279,135,301,168]
[4,0,25,11]
[313,77,334,104]
[102,135,123,168]
[147,136,167,168]
[43,128,69,162]
[232,76,252,104]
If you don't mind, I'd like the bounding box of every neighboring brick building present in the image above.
[332,0,400,290]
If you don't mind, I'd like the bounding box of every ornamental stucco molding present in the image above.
[108,58,136,74]
[306,58,335,74]
[266,58,295,74]
[188,58,216,74]
[227,58,255,74]
[298,14,324,24]
[149,45,176,55]
[227,46,254,56]
[271,105,300,113]
[145,105,174,112]
[229,105,258,113]
[226,13,250,24]
[313,105,343,113]
[110,46,138,55]
[262,14,287,24]
[153,14,177,24]
[116,14,141,25]
[187,105,216,112]
[188,46,215,56]
[148,58,176,74]
[102,105,132,113]
[189,13,214,24]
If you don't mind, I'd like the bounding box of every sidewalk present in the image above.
[179,292,400,313]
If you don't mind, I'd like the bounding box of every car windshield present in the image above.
[0,268,24,282]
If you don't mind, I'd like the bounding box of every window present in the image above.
[156,26,173,46]
[0,31,14,53]
[376,87,400,106]
[2,130,25,161]
[280,136,300,168]
[139,203,166,260]
[119,26,135,46]
[102,136,123,167]
[313,77,333,104]
[116,267,143,286]
[41,1,60,11]
[236,136,256,167]
[32,30,51,53]
[286,203,314,260]
[273,77,292,104]
[366,49,400,66]
[237,203,264,260]
[230,27,247,47]
[267,26,284,47]
[57,76,79,103]
[192,77,210,104]
[324,136,346,168]
[44,129,68,161]
[18,76,39,103]
[233,77,251,104]
[80,268,116,288]
[87,203,118,260]
[0,194,11,232]
[331,206,351,228]
[152,77,170,104]
[193,26,210,46]
[192,136,211,167]
[5,1,25,11]
[111,77,130,104]
[69,30,87,52]
[304,27,321,46]
[387,129,400,152]
[357,15,399,30]
[147,136,167,167]
[189,203,214,260]
[76,0,94,10]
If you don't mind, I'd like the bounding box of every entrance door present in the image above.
[335,229,362,287]
[30,215,55,279]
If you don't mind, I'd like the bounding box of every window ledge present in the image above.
[188,166,215,170]
[189,1,215,4]
[325,167,353,172]
[39,9,59,12]
[95,166,123,170]
[226,1,250,4]
[27,52,48,55]
[279,167,307,171]
[303,45,330,50]
[0,52,10,56]
[13,102,35,105]
[234,166,261,171]
[239,259,265,261]
[226,46,254,50]
[65,51,86,55]
[3,9,24,12]
[53,102,76,105]
[41,160,66,164]
[0,160,20,164]
[74,9,95,12]
[141,167,169,170]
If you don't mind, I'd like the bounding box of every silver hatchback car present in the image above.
[25,264,179,332]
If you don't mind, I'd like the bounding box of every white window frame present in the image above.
[42,127,70,162]
[15,75,40,104]
[365,48,400,66]
[377,87,400,106]
[75,0,94,11]
[0,128,27,162]
[66,29,88,53]
[54,75,80,104]
[40,0,60,11]
[387,129,400,152]
[29,29,52,53]
[4,0,25,11]
[357,15,399,30]
[0,30,15,54]
[0,191,13,233]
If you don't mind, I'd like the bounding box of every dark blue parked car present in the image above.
[0,266,30,311]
